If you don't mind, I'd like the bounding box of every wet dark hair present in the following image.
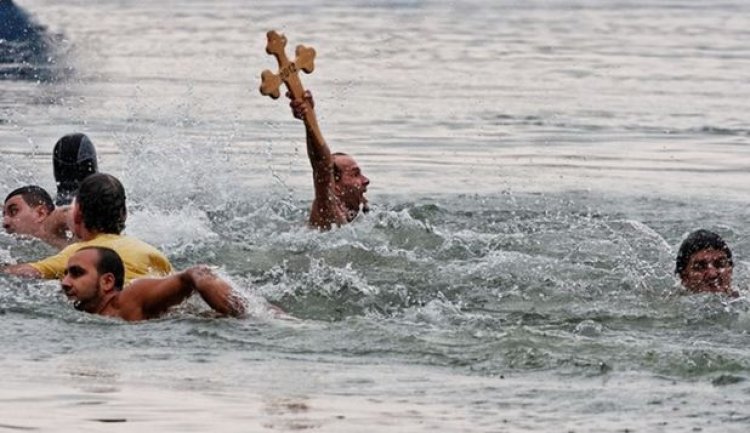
[78,246,125,290]
[675,229,733,275]
[4,185,54,213]
[332,152,348,181]
[53,133,98,206]
[76,173,126,234]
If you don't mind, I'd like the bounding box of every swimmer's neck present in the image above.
[74,226,117,242]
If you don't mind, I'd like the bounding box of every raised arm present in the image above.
[122,266,245,319]
[289,91,342,230]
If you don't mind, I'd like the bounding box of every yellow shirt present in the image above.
[30,233,172,284]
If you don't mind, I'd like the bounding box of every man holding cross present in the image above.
[289,91,370,229]
[260,31,370,230]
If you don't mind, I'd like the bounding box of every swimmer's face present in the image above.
[680,248,733,294]
[61,249,107,310]
[334,154,369,212]
[3,195,46,237]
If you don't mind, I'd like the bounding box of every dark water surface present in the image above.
[2,0,750,431]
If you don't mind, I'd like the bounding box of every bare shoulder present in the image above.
[119,277,166,301]
[309,198,347,230]
[115,277,173,319]
[44,206,71,232]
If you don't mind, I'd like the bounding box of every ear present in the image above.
[32,205,50,222]
[679,270,689,285]
[72,204,83,225]
[332,179,342,194]
[99,272,116,293]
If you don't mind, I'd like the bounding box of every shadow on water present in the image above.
[0,0,71,81]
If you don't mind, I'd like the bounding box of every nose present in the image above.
[362,175,370,187]
[705,266,720,279]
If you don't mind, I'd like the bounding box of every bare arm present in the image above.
[121,274,193,319]
[289,91,341,230]
[42,207,73,249]
[1,264,42,278]
[185,266,245,317]
[122,266,244,319]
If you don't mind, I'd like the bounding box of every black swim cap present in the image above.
[53,133,98,206]
[674,229,733,275]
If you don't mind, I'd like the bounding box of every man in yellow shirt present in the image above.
[2,173,171,283]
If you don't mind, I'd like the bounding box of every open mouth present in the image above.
[703,280,724,292]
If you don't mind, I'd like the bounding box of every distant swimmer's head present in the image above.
[72,173,126,236]
[333,152,370,218]
[3,185,54,236]
[62,246,124,312]
[675,229,734,295]
[53,133,98,206]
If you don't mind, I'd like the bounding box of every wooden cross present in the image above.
[259,30,326,146]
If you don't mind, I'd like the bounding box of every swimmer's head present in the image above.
[3,185,54,236]
[79,246,125,291]
[53,133,98,206]
[675,229,733,294]
[332,152,369,215]
[73,173,126,236]
[62,246,124,312]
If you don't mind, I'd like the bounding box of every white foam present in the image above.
[125,206,217,252]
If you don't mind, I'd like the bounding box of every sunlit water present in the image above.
[2,0,750,431]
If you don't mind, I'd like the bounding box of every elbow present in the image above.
[178,269,197,290]
[182,265,213,287]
